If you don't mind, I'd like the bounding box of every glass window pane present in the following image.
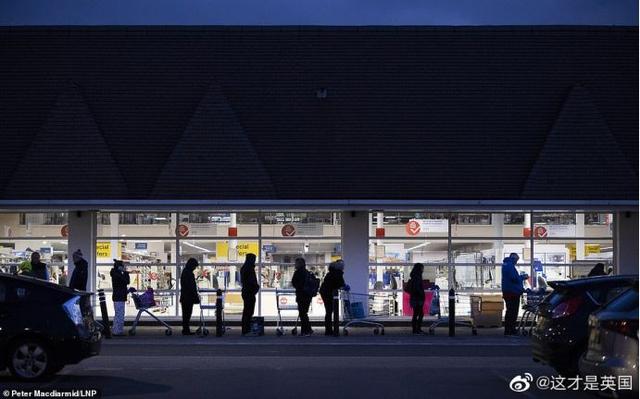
[0,239,68,281]
[177,212,259,237]
[0,212,68,238]
[260,239,340,266]
[96,265,177,291]
[452,239,530,264]
[370,212,448,238]
[97,212,175,238]
[451,213,526,238]
[179,240,258,264]
[369,239,448,264]
[96,239,175,265]
[260,212,341,238]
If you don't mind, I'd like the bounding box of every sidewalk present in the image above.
[103,325,532,347]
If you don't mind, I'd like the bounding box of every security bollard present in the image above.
[448,288,455,337]
[332,289,340,337]
[215,289,223,337]
[97,289,112,339]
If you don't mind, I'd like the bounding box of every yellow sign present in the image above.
[96,242,111,258]
[569,244,601,260]
[215,241,259,261]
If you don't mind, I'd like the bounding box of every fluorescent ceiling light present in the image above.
[182,241,211,253]
[407,242,430,251]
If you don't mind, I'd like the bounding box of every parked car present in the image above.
[579,283,638,398]
[531,275,637,375]
[0,273,102,380]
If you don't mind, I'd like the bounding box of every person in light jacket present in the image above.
[240,253,260,336]
[110,260,130,336]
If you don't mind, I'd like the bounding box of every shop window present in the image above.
[177,213,259,237]
[97,213,175,238]
[369,239,448,264]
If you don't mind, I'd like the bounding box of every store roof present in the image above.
[0,26,637,204]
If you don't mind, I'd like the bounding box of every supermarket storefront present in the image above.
[1,208,636,319]
[0,26,637,319]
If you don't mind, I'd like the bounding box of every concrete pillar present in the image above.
[615,211,638,275]
[342,211,370,313]
[68,211,97,292]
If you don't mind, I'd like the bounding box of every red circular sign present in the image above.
[281,224,296,237]
[60,224,69,238]
[279,297,288,305]
[176,224,190,237]
[405,220,421,236]
[534,226,548,238]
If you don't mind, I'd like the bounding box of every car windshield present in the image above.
[602,285,639,313]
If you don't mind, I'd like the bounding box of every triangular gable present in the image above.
[151,82,276,198]
[3,82,128,199]
[520,85,636,199]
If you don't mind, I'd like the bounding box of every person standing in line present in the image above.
[179,258,200,335]
[240,253,260,336]
[501,252,528,336]
[408,263,426,335]
[110,260,130,336]
[29,252,49,281]
[69,249,88,291]
[291,257,313,336]
[319,260,345,336]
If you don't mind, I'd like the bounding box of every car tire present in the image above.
[7,338,53,381]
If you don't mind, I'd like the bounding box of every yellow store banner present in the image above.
[96,241,122,259]
[215,241,259,261]
[96,242,111,258]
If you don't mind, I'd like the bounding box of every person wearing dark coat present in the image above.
[69,249,88,291]
[319,260,345,336]
[30,252,48,281]
[408,263,426,335]
[110,260,130,336]
[180,258,200,335]
[240,253,260,336]
[291,257,313,336]
[588,263,608,277]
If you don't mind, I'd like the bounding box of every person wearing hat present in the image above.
[501,252,528,336]
[240,253,260,336]
[319,260,346,336]
[110,259,130,336]
[69,249,88,291]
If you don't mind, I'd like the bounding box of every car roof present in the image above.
[0,272,91,296]
[548,275,638,290]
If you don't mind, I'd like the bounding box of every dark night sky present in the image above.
[0,0,637,25]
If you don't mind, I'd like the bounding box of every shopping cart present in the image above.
[341,290,385,336]
[275,288,300,336]
[517,291,547,336]
[195,288,227,337]
[128,288,173,336]
[427,290,478,335]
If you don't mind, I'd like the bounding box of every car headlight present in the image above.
[63,296,83,327]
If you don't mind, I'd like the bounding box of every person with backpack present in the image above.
[319,260,345,336]
[240,253,260,336]
[110,259,130,336]
[180,258,200,335]
[69,249,88,291]
[406,263,426,335]
[291,257,317,336]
